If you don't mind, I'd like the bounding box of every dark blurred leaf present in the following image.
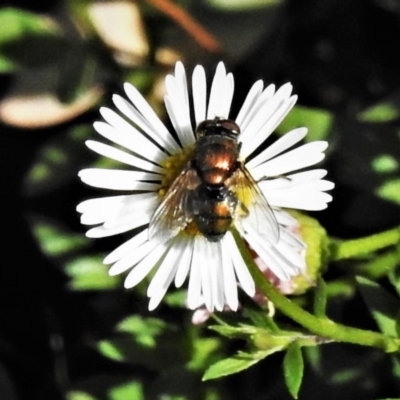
[203,350,275,380]
[376,179,400,206]
[116,316,168,348]
[356,276,400,337]
[67,391,98,400]
[243,307,280,332]
[24,125,94,196]
[188,337,221,371]
[283,342,304,399]
[108,381,144,400]
[358,103,400,123]
[30,217,90,258]
[0,7,65,72]
[209,324,257,339]
[372,155,399,174]
[276,105,333,142]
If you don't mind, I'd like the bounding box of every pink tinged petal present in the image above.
[110,236,166,276]
[224,232,255,297]
[122,83,180,152]
[207,62,227,119]
[235,80,264,127]
[250,141,328,179]
[174,237,194,287]
[78,169,160,191]
[187,239,203,309]
[104,229,149,264]
[97,108,166,163]
[240,95,298,159]
[192,308,211,325]
[246,127,308,170]
[280,228,306,250]
[85,140,164,174]
[220,238,239,311]
[192,65,207,128]
[240,225,292,281]
[124,242,169,288]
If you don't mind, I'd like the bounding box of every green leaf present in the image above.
[283,342,304,399]
[275,105,333,142]
[116,316,167,348]
[356,276,400,337]
[358,103,400,123]
[65,255,121,291]
[376,179,400,206]
[209,324,257,339]
[243,307,280,332]
[372,155,399,174]
[313,277,328,318]
[30,218,89,258]
[188,336,221,371]
[108,381,144,400]
[203,350,275,380]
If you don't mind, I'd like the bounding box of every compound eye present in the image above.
[220,119,240,135]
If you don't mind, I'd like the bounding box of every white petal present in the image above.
[124,241,169,288]
[208,241,225,312]
[113,95,179,154]
[111,237,165,276]
[207,62,227,119]
[250,142,328,179]
[97,109,166,163]
[224,232,255,297]
[123,83,180,152]
[220,239,238,311]
[238,83,277,141]
[147,241,181,298]
[235,80,264,127]
[86,213,149,238]
[246,127,308,170]
[218,73,235,119]
[174,237,194,287]
[78,168,160,191]
[86,140,164,174]
[192,65,207,128]
[104,228,149,264]
[187,239,203,309]
[240,95,297,159]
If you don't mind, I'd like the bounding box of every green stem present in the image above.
[329,225,400,261]
[232,229,400,353]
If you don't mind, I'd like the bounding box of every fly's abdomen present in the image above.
[189,184,237,242]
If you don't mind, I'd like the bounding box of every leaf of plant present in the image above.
[0,7,65,72]
[313,276,328,318]
[108,381,144,400]
[275,105,333,142]
[243,307,280,332]
[65,255,121,291]
[356,276,400,337]
[209,324,257,339]
[283,342,304,399]
[358,103,400,123]
[203,350,278,380]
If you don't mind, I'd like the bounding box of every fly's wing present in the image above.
[149,165,201,242]
[228,165,280,244]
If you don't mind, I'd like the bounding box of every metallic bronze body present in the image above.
[189,118,241,241]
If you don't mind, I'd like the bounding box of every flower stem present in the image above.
[232,229,400,353]
[329,225,400,261]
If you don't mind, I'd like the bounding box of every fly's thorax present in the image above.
[192,135,239,185]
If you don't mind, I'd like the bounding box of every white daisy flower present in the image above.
[77,62,334,312]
